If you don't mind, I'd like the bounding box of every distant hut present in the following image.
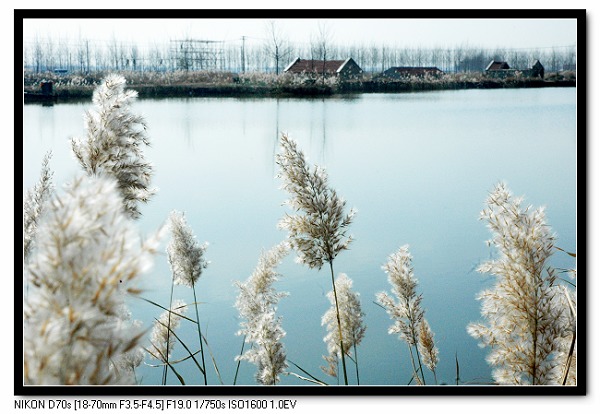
[382,66,444,79]
[283,57,363,80]
[485,59,544,79]
[530,60,545,78]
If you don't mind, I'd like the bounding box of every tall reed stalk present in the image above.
[321,273,366,384]
[418,319,439,384]
[376,245,438,385]
[166,210,209,384]
[161,275,176,385]
[276,133,356,385]
[149,299,188,383]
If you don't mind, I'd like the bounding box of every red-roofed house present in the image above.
[485,61,511,71]
[283,58,363,79]
[485,60,544,79]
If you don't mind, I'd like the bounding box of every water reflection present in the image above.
[272,98,281,178]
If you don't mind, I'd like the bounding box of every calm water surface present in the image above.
[23,88,577,386]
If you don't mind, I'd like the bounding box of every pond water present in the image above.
[22,87,577,387]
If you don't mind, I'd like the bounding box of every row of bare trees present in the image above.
[23,21,577,75]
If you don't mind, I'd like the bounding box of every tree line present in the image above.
[23,22,576,75]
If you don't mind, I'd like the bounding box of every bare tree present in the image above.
[565,45,576,69]
[85,39,91,73]
[368,43,379,73]
[44,35,55,72]
[453,45,465,73]
[118,42,128,71]
[510,49,526,70]
[56,36,67,70]
[108,35,119,70]
[430,47,443,69]
[414,47,424,67]
[130,44,139,71]
[264,20,291,74]
[312,21,333,84]
[32,34,43,73]
[440,47,452,72]
[94,45,105,72]
[148,42,163,71]
[547,47,559,72]
[76,33,86,73]
[381,44,388,73]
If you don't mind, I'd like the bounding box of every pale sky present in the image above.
[21,16,578,52]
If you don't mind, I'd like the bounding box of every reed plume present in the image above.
[165,210,209,384]
[276,133,355,384]
[418,318,439,384]
[71,74,156,219]
[23,175,161,385]
[23,151,54,264]
[321,273,366,384]
[235,242,289,385]
[554,286,577,385]
[377,245,435,385]
[148,299,188,365]
[167,211,209,288]
[112,307,145,383]
[276,134,355,270]
[467,182,575,385]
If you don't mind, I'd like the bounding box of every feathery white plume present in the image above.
[376,245,424,346]
[24,174,161,385]
[276,133,355,270]
[71,74,156,219]
[418,319,439,375]
[23,151,54,263]
[149,299,188,363]
[321,273,366,377]
[166,210,209,288]
[467,182,575,385]
[235,242,289,385]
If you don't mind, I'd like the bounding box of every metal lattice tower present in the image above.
[170,39,225,71]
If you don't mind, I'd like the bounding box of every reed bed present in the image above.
[23,69,576,101]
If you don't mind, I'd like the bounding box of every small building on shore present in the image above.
[485,61,510,71]
[283,58,363,79]
[382,66,444,79]
[485,60,545,79]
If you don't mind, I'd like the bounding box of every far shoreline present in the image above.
[23,71,576,104]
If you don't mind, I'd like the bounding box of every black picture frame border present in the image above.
[16,7,586,398]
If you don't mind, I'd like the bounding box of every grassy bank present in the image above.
[23,69,576,102]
